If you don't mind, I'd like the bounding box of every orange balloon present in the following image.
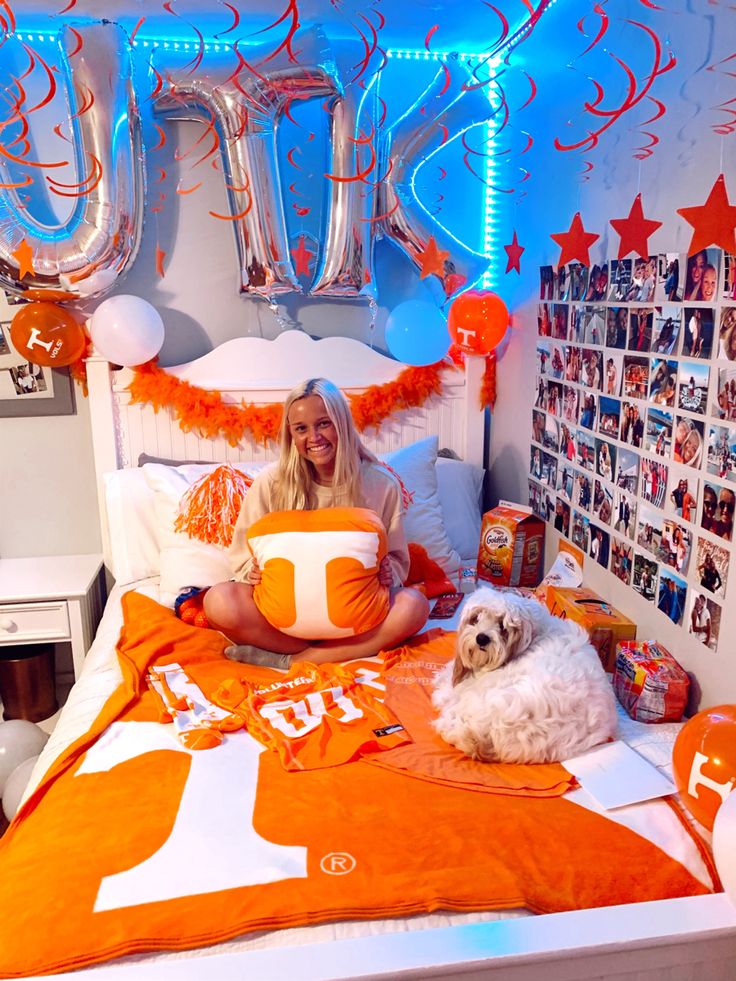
[447,289,509,354]
[10,302,87,367]
[672,704,736,830]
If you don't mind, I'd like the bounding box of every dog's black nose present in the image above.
[476,632,490,648]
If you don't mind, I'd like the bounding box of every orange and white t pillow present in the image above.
[248,507,389,639]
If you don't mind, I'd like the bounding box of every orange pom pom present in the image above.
[180,606,197,623]
[174,464,253,547]
[405,542,455,598]
[193,610,210,629]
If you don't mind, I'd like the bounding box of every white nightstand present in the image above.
[0,555,104,682]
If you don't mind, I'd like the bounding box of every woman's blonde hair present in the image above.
[273,378,378,510]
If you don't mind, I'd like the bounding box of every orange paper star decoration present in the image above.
[503,230,525,274]
[12,238,35,280]
[677,174,736,254]
[610,194,662,260]
[418,235,450,279]
[550,212,599,267]
[290,234,314,277]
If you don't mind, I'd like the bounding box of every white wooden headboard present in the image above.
[86,332,486,566]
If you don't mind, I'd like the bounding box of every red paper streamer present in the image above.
[215,2,240,38]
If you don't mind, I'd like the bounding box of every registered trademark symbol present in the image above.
[320,852,356,875]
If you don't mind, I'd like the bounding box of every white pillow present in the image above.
[103,468,160,585]
[382,436,462,576]
[436,457,485,561]
[142,462,267,602]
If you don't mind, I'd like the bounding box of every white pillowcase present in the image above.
[103,468,160,586]
[435,457,485,561]
[382,436,462,576]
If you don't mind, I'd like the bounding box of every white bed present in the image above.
[5,333,736,979]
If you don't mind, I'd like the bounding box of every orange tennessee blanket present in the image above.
[0,593,712,978]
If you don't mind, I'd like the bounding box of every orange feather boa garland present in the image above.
[125,353,496,447]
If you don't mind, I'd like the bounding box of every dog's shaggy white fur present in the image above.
[432,587,617,764]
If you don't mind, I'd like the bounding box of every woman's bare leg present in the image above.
[203,581,308,654]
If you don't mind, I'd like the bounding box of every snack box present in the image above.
[476,503,544,588]
[613,640,690,723]
[545,586,637,673]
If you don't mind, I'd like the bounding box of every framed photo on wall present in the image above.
[0,300,76,418]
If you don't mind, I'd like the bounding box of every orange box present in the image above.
[613,641,690,723]
[476,503,544,588]
[545,586,637,673]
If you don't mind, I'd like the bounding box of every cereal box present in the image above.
[614,641,690,723]
[477,502,544,587]
[545,586,637,673]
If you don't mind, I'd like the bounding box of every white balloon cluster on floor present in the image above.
[0,719,49,822]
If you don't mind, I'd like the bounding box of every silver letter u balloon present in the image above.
[0,23,145,301]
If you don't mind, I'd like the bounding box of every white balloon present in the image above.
[2,755,40,822]
[0,720,48,796]
[713,788,736,901]
[90,294,165,366]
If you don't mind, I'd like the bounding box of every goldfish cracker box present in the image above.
[545,586,637,673]
[613,641,690,723]
[476,502,544,588]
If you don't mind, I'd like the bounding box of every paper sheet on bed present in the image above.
[563,740,676,809]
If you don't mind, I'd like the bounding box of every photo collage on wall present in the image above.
[529,250,736,652]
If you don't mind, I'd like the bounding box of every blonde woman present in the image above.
[205,378,429,667]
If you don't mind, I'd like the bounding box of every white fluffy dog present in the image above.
[432,587,617,764]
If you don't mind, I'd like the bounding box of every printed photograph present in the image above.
[532,408,545,445]
[707,425,736,483]
[598,396,621,438]
[565,345,582,383]
[619,400,645,447]
[0,324,9,356]
[579,392,597,430]
[659,517,692,575]
[553,497,571,536]
[682,307,715,359]
[562,263,589,302]
[628,307,654,352]
[540,266,555,301]
[602,352,623,397]
[677,362,710,416]
[640,457,668,507]
[717,306,736,360]
[535,374,548,409]
[588,524,610,567]
[613,486,637,538]
[552,304,569,340]
[722,252,736,302]
[583,305,605,345]
[531,446,544,482]
[528,479,545,520]
[667,474,699,523]
[622,355,649,399]
[687,591,721,652]
[546,380,564,417]
[540,450,559,488]
[542,413,560,452]
[683,248,720,302]
[636,503,663,556]
[673,416,705,469]
[538,302,553,336]
[549,343,565,379]
[592,478,613,525]
[606,306,629,349]
[713,365,736,421]
[571,510,591,553]
[645,407,673,457]
[577,428,596,471]
[631,256,658,303]
[657,569,687,626]
[615,446,640,494]
[595,437,616,482]
[584,262,609,302]
[695,537,729,599]
[632,551,658,602]
[651,306,681,355]
[649,358,677,407]
[608,258,634,302]
[611,537,633,585]
[561,384,579,425]
[543,489,556,523]
[655,253,683,303]
[700,480,735,543]
[8,362,48,397]
[581,348,603,389]
[569,304,585,343]
[559,421,576,461]
[575,471,593,511]
[557,463,575,502]
[536,340,552,375]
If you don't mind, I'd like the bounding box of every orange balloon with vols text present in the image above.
[672,704,736,831]
[10,302,87,367]
[448,289,509,354]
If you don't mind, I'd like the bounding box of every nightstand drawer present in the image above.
[0,601,71,644]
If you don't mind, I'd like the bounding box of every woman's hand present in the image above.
[378,556,394,588]
[246,560,262,587]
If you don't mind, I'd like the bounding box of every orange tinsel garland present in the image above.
[126,357,459,446]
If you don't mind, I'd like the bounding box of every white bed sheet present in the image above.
[23,583,715,971]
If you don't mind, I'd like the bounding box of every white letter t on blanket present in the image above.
[75,722,307,911]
